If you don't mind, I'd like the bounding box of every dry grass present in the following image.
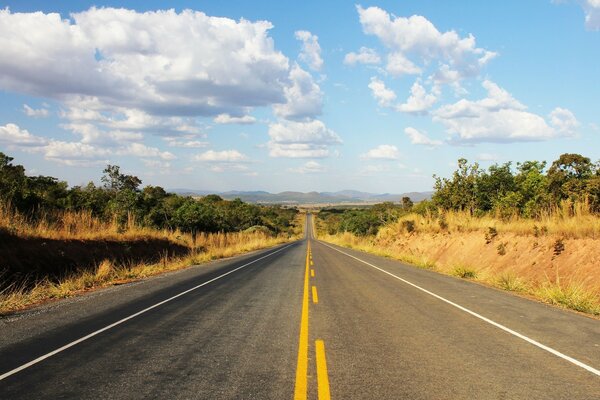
[0,202,193,245]
[0,205,302,314]
[381,201,600,239]
[319,229,600,316]
[0,231,294,314]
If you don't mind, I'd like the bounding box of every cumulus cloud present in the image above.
[386,52,421,76]
[43,140,110,166]
[273,64,323,120]
[360,144,399,160]
[581,0,600,30]
[404,127,442,146]
[356,5,496,83]
[289,160,325,174]
[268,119,342,158]
[344,47,381,65]
[193,150,251,173]
[214,113,257,125]
[432,80,579,143]
[0,123,48,147]
[23,104,50,118]
[194,149,248,162]
[368,77,397,107]
[0,122,176,167]
[0,8,294,118]
[396,80,439,114]
[295,30,323,71]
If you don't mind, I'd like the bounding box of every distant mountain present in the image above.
[169,188,433,205]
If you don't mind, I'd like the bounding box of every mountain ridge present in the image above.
[169,189,433,204]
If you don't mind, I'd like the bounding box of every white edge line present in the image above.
[0,242,296,381]
[318,240,600,377]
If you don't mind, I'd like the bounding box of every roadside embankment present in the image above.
[0,207,302,315]
[318,213,600,316]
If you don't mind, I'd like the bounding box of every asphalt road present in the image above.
[1,214,600,399]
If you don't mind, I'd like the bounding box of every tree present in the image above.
[101,165,142,192]
[401,196,413,210]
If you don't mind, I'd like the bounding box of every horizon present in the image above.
[0,1,599,193]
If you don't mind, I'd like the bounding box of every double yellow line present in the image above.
[294,240,330,400]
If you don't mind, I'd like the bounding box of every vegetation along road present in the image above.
[1,214,599,399]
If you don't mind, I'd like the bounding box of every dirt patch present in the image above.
[375,228,600,294]
[0,231,190,290]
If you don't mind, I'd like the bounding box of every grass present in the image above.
[536,282,600,315]
[317,225,600,317]
[377,201,600,240]
[451,265,478,279]
[0,231,295,315]
[0,205,303,315]
[496,273,528,293]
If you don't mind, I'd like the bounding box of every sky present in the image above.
[0,0,598,193]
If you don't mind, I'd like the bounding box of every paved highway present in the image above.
[1,214,599,399]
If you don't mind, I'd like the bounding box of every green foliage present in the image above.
[318,201,409,236]
[432,153,600,217]
[0,152,298,236]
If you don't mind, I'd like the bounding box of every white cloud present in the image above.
[0,123,48,147]
[404,127,443,146]
[368,77,397,107]
[164,138,208,148]
[396,81,439,114]
[356,5,496,84]
[194,150,248,162]
[386,52,421,76]
[268,119,342,158]
[43,140,110,166]
[582,0,600,30]
[214,114,257,125]
[295,30,323,71]
[360,144,399,160]
[549,107,580,135]
[122,143,175,160]
[273,64,323,120]
[289,160,325,174]
[0,8,292,118]
[432,80,578,143]
[344,47,381,65]
[477,153,499,161]
[23,104,50,118]
[61,122,143,145]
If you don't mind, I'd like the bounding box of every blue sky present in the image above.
[0,1,598,193]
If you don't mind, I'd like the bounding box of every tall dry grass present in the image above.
[382,202,600,239]
[0,205,302,314]
[317,207,600,316]
[0,202,193,245]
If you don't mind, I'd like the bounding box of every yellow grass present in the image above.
[318,210,600,316]
[382,202,600,239]
[0,202,193,245]
[0,205,303,314]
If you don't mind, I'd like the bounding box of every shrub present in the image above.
[452,265,477,279]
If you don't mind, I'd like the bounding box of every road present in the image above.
[1,214,600,399]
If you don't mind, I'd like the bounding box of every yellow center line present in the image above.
[294,240,310,400]
[312,286,319,304]
[311,269,315,278]
[315,340,331,400]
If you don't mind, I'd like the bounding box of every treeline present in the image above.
[0,152,298,236]
[318,199,413,236]
[318,153,600,237]
[431,153,600,218]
